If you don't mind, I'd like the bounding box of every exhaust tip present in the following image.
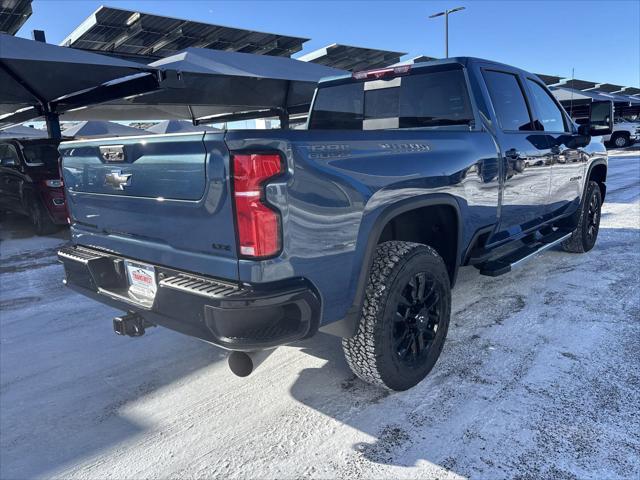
[227,349,275,377]
[228,351,254,377]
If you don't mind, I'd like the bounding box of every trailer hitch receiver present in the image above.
[113,313,154,337]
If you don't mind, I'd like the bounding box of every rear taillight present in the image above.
[232,153,284,258]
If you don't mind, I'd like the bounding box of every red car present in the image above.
[0,138,68,234]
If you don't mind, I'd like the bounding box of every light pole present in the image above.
[429,6,465,58]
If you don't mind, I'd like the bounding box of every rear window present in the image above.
[309,69,474,130]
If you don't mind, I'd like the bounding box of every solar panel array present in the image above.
[297,44,407,71]
[5,3,638,101]
[561,78,598,91]
[535,73,563,86]
[0,0,32,35]
[593,83,626,93]
[60,5,309,59]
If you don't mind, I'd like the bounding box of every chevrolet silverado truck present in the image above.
[57,58,612,391]
[602,118,640,149]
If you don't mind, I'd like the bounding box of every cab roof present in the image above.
[318,57,537,87]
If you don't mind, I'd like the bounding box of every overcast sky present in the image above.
[17,0,640,88]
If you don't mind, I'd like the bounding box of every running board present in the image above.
[479,231,572,277]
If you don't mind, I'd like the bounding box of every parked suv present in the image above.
[0,139,68,234]
[58,58,612,390]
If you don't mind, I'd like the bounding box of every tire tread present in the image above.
[342,241,446,390]
[562,180,600,253]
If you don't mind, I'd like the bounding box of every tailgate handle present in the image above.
[99,145,125,162]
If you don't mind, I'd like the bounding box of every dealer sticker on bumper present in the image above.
[125,260,157,302]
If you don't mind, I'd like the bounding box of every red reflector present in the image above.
[352,64,412,80]
[232,153,283,258]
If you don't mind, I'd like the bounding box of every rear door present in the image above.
[60,132,239,280]
[481,68,553,243]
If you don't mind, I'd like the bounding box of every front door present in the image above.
[482,69,553,244]
[524,78,586,219]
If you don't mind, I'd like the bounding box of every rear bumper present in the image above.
[58,245,321,351]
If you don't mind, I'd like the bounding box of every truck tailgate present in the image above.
[59,132,238,280]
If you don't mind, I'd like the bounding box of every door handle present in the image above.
[505,148,520,159]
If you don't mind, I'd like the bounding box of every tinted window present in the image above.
[527,80,566,132]
[483,71,532,131]
[309,68,473,130]
[365,87,399,119]
[399,70,473,127]
[309,82,363,129]
[22,144,61,168]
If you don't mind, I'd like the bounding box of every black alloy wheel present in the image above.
[585,191,600,245]
[393,272,443,368]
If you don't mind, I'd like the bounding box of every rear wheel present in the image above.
[30,200,58,236]
[342,241,451,391]
[562,181,602,253]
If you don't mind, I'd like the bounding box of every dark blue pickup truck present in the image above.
[58,58,612,390]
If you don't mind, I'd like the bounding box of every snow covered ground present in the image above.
[1,155,638,480]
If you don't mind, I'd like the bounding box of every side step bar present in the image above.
[479,230,572,277]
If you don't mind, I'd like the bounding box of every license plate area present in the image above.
[124,260,157,305]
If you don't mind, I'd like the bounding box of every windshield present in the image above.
[309,68,474,130]
[22,144,60,169]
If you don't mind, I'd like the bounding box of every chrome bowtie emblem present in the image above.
[105,169,132,190]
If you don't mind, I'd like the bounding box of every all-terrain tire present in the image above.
[561,180,602,253]
[342,241,451,391]
[30,200,59,236]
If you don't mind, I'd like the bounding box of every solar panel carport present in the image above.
[535,73,563,86]
[0,0,31,35]
[560,78,598,91]
[551,86,640,120]
[0,33,159,135]
[61,5,309,60]
[550,87,611,119]
[60,47,346,125]
[590,83,626,94]
[0,34,345,131]
[297,44,406,71]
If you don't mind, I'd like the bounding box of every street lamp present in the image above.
[429,6,465,58]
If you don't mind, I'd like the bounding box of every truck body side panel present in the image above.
[226,128,501,325]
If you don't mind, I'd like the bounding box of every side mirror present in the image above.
[584,100,613,136]
[563,133,590,149]
[1,157,17,167]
